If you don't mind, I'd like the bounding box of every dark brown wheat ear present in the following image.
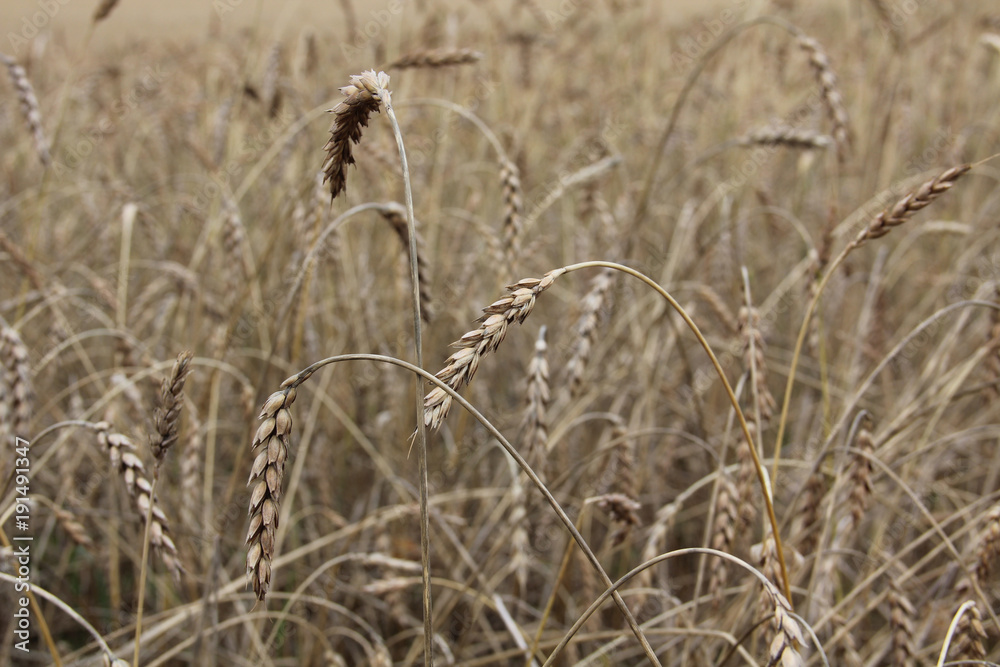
[322,70,390,201]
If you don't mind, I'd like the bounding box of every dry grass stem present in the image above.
[423,269,563,430]
[322,70,391,200]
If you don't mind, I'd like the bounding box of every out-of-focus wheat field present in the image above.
[3,0,1000,665]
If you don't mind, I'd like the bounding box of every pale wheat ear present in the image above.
[322,70,391,200]
[423,269,564,430]
[1,53,50,167]
[89,421,181,579]
[245,377,298,602]
[797,33,852,161]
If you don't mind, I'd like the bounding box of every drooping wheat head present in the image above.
[322,70,391,201]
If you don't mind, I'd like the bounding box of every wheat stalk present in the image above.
[423,269,563,430]
[322,70,390,200]
[1,53,51,167]
[386,48,483,70]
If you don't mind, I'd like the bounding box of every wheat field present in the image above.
[3,0,1000,665]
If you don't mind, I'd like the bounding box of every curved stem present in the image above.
[770,241,853,489]
[630,15,802,236]
[0,573,105,664]
[558,260,792,601]
[275,353,661,666]
[381,90,434,667]
[542,547,812,667]
[937,601,978,667]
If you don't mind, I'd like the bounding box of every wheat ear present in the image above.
[150,351,193,466]
[379,202,433,322]
[386,48,483,70]
[565,269,614,397]
[246,376,299,602]
[423,269,563,430]
[739,125,833,150]
[797,34,851,160]
[1,53,51,166]
[91,421,181,578]
[0,325,32,448]
[520,325,550,477]
[500,156,524,270]
[322,70,390,200]
[854,165,971,245]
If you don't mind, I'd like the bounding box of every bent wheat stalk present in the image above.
[247,353,663,666]
[422,260,792,599]
[771,163,973,485]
